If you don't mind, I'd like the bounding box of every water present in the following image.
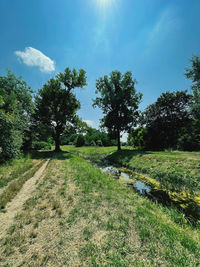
[100,164,200,221]
[100,166,151,195]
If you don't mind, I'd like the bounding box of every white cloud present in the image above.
[15,47,55,73]
[83,120,95,128]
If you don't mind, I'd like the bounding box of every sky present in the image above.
[0,0,200,136]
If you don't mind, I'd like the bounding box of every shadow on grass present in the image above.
[106,149,152,164]
[29,149,72,161]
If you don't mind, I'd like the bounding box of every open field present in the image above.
[0,148,200,266]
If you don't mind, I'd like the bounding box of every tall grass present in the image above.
[0,160,45,209]
[0,154,34,189]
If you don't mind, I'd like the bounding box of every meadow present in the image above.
[0,147,200,266]
[65,146,200,195]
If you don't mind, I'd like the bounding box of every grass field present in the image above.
[65,146,200,195]
[0,147,200,266]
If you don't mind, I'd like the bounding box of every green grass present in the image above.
[106,150,200,195]
[67,154,200,266]
[1,148,200,266]
[0,155,35,190]
[63,145,117,157]
[0,160,45,209]
[62,146,200,195]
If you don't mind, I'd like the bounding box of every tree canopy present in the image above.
[0,70,33,161]
[141,90,193,150]
[93,71,142,150]
[35,68,87,152]
[185,55,200,121]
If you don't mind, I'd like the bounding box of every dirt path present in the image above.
[0,159,50,238]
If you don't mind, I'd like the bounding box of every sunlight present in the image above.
[97,0,115,9]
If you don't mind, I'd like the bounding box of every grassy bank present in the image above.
[63,145,117,159]
[63,146,200,195]
[0,151,200,266]
[106,150,200,195]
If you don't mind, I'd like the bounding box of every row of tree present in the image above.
[128,56,200,151]
[0,56,199,162]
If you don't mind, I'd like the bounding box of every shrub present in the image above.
[90,140,96,146]
[0,112,22,162]
[96,139,103,146]
[75,135,85,147]
[32,141,51,151]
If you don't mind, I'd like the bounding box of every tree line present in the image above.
[0,56,199,162]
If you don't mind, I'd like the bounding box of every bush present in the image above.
[32,141,51,151]
[96,139,103,146]
[177,133,200,151]
[90,140,96,146]
[75,135,85,147]
[0,112,22,162]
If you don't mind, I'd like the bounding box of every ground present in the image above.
[0,147,200,266]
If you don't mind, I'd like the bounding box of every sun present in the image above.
[97,0,114,8]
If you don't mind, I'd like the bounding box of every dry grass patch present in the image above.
[0,152,200,266]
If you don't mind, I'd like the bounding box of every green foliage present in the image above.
[0,112,22,161]
[90,140,96,146]
[35,67,87,152]
[185,55,200,120]
[32,141,51,151]
[75,135,85,147]
[0,70,33,161]
[142,90,193,150]
[93,71,142,150]
[128,127,146,149]
[177,121,200,151]
[84,128,114,146]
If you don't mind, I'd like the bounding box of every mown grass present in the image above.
[106,150,200,195]
[63,145,117,159]
[1,151,200,266]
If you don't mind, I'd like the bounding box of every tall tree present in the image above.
[142,90,193,150]
[35,68,87,152]
[93,71,142,150]
[0,70,33,161]
[185,55,200,120]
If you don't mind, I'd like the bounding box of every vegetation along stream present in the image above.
[99,163,200,221]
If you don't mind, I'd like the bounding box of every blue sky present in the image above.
[0,0,200,132]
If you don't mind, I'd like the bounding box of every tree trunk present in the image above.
[54,131,61,152]
[117,129,121,151]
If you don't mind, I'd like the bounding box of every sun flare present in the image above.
[97,0,114,8]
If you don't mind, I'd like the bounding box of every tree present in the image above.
[185,55,200,120]
[75,134,85,147]
[142,90,193,150]
[93,71,142,150]
[35,68,87,152]
[0,70,33,161]
[128,126,146,150]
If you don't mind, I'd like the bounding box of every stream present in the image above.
[99,163,200,221]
